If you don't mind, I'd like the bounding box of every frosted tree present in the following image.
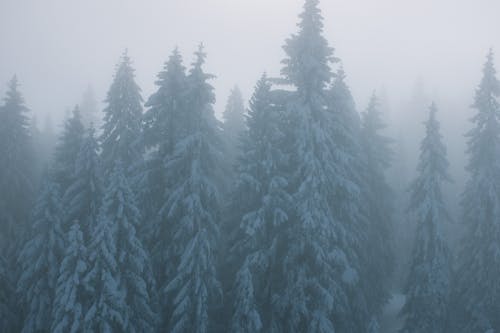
[228,74,292,332]
[274,0,369,331]
[453,50,500,332]
[51,224,88,333]
[158,45,224,333]
[141,48,187,242]
[80,85,99,129]
[400,104,452,333]
[63,126,103,237]
[222,85,246,171]
[100,161,158,332]
[83,202,126,333]
[17,179,65,333]
[52,106,85,191]
[328,66,370,331]
[360,93,395,316]
[100,51,144,176]
[0,76,35,256]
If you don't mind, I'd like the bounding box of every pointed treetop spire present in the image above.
[281,0,336,94]
[193,43,207,69]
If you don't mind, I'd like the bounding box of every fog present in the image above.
[1,0,498,111]
[2,0,500,331]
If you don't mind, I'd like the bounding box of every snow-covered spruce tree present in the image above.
[63,126,103,237]
[360,93,395,317]
[453,50,500,332]
[82,197,126,332]
[100,51,144,176]
[141,48,188,244]
[99,160,158,332]
[227,74,293,332]
[328,66,371,331]
[222,85,246,170]
[400,104,452,333]
[51,224,88,333]
[80,85,99,129]
[156,45,223,333]
[17,178,65,333]
[275,0,369,331]
[52,106,85,192]
[0,76,35,256]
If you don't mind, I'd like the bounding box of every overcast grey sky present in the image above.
[1,0,499,124]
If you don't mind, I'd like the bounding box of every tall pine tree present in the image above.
[275,1,369,331]
[141,48,188,244]
[228,74,293,332]
[63,126,103,238]
[83,197,127,333]
[222,85,246,172]
[17,178,65,333]
[453,50,500,332]
[158,45,224,333]
[51,224,88,333]
[52,106,85,192]
[400,104,452,333]
[100,51,144,176]
[360,93,395,319]
[99,161,157,332]
[0,76,35,256]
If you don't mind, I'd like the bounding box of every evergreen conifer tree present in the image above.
[453,50,500,332]
[17,178,65,333]
[228,74,292,332]
[275,1,369,331]
[83,201,126,333]
[141,48,188,242]
[51,224,88,333]
[63,126,103,237]
[100,161,158,332]
[100,51,144,175]
[0,76,35,255]
[80,85,99,129]
[159,45,224,333]
[222,85,246,170]
[52,106,85,191]
[360,93,395,317]
[400,104,452,333]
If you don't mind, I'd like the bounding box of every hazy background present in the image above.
[1,0,499,221]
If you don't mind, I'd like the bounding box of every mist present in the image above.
[1,0,500,332]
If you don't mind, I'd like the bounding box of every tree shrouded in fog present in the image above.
[100,51,144,176]
[51,223,88,333]
[227,74,292,332]
[141,48,187,242]
[17,179,65,333]
[222,85,246,172]
[52,106,85,192]
[453,50,500,332]
[0,76,35,256]
[94,161,157,332]
[271,0,369,331]
[159,45,224,333]
[360,93,395,319]
[63,126,103,238]
[401,104,452,333]
[82,178,127,333]
[80,85,99,129]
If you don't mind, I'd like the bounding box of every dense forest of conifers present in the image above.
[1,0,500,332]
